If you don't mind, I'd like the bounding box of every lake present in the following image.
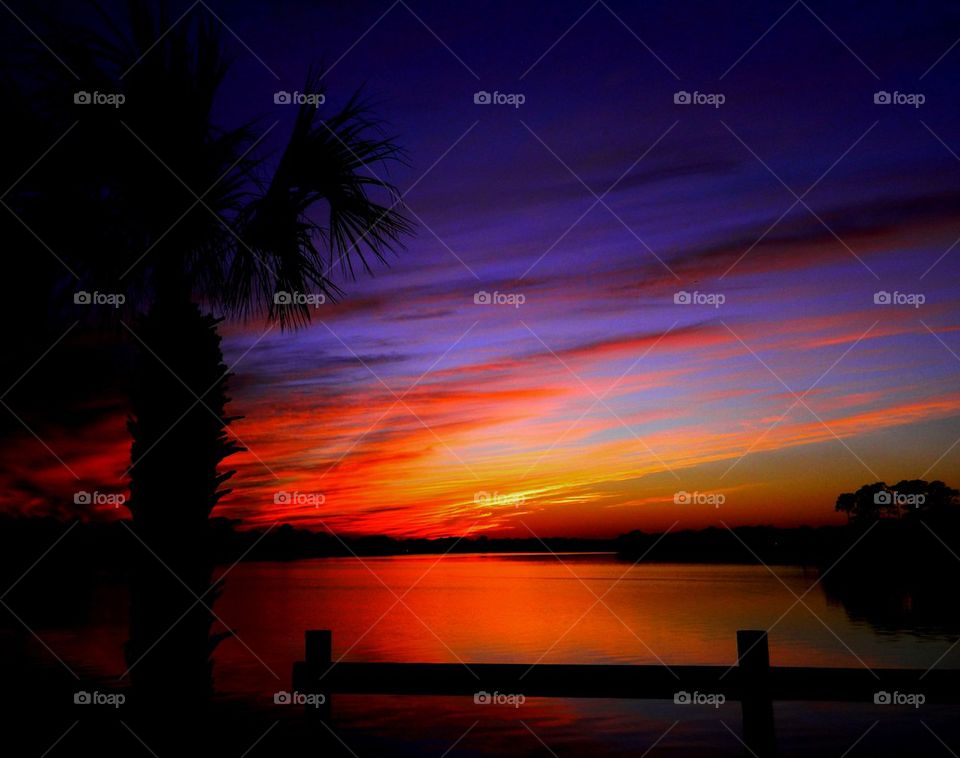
[19,554,960,755]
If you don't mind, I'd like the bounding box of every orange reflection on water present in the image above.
[207,554,953,699]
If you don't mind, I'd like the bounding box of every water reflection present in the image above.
[5,554,959,698]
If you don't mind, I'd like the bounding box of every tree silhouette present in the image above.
[17,1,412,705]
[834,482,890,523]
[835,480,959,523]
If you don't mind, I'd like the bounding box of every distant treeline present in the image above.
[4,514,960,630]
[0,515,617,576]
[3,512,959,581]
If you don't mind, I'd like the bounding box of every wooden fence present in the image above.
[292,629,960,757]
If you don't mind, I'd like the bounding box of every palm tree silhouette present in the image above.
[21,2,412,705]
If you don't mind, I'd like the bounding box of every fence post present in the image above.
[737,630,775,758]
[305,629,332,722]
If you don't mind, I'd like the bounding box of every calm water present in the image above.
[34,554,960,690]
[21,554,960,756]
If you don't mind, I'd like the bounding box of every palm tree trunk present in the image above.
[124,297,241,706]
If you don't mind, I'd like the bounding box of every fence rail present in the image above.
[291,629,960,757]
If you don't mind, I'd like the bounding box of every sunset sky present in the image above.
[3,0,960,537]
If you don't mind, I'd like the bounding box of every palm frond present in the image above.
[15,3,413,328]
[232,78,413,329]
